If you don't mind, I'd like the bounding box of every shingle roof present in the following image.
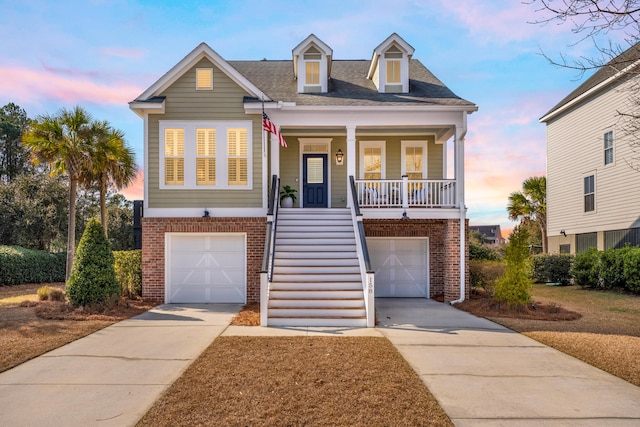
[541,43,640,120]
[228,59,475,107]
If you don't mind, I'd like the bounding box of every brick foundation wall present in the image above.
[141,217,266,303]
[363,218,469,303]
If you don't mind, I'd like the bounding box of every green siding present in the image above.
[279,138,300,206]
[148,58,262,208]
[331,137,347,207]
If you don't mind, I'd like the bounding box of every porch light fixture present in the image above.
[203,209,210,218]
[402,210,409,219]
[335,149,344,165]
[560,229,566,237]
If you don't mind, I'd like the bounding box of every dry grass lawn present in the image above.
[138,336,453,427]
[457,284,640,387]
[0,283,155,373]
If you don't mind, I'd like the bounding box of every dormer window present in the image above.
[292,34,333,94]
[368,33,414,94]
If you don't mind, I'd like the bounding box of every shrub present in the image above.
[37,285,65,302]
[532,254,574,285]
[600,246,630,290]
[623,247,640,293]
[571,248,601,288]
[66,218,119,307]
[0,246,65,286]
[469,260,506,295]
[494,227,533,306]
[114,250,142,298]
[470,243,500,261]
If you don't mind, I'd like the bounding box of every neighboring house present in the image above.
[541,44,640,255]
[469,225,503,245]
[130,33,477,327]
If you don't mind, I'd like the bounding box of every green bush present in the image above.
[494,227,533,306]
[470,243,500,261]
[114,250,142,298]
[0,246,65,286]
[571,248,601,288]
[66,218,119,307]
[623,248,640,293]
[600,246,630,290]
[37,285,65,302]
[469,260,506,295]
[532,254,574,285]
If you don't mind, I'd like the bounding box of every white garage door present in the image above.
[166,233,246,303]
[368,238,429,298]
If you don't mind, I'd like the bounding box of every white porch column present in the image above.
[346,125,356,207]
[452,113,468,304]
[270,131,281,178]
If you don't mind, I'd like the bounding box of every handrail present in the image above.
[261,175,280,326]
[349,176,373,272]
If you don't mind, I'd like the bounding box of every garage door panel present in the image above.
[369,238,429,298]
[167,234,246,304]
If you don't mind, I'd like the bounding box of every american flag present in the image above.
[262,112,287,147]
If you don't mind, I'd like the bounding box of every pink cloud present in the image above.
[0,66,143,105]
[119,168,144,201]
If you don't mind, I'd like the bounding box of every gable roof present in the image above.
[230,59,475,108]
[540,43,640,122]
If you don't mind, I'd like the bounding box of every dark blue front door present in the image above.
[303,154,328,208]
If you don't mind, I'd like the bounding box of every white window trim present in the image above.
[401,140,428,178]
[359,141,386,179]
[196,68,213,90]
[604,129,615,167]
[159,120,252,190]
[583,171,596,214]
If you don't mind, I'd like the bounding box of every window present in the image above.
[305,61,320,85]
[227,128,248,186]
[386,59,400,84]
[401,141,428,179]
[159,121,251,189]
[604,131,614,165]
[360,141,385,180]
[164,128,184,185]
[559,244,571,254]
[196,68,213,90]
[196,128,215,185]
[584,174,595,212]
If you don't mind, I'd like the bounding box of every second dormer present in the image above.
[367,33,414,94]
[292,34,333,94]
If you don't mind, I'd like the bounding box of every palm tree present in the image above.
[22,106,98,279]
[507,176,547,253]
[83,123,137,237]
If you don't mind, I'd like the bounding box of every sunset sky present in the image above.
[0,0,618,236]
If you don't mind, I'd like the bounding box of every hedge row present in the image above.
[572,247,640,294]
[0,246,66,286]
[532,254,574,286]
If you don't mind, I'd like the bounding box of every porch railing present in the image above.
[355,177,456,208]
[260,175,280,326]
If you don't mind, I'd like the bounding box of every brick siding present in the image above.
[141,217,266,303]
[363,218,469,303]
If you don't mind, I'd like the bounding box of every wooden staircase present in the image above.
[268,208,367,327]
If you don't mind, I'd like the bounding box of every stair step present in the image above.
[275,251,358,259]
[277,219,353,226]
[277,231,354,239]
[270,281,362,290]
[267,317,367,327]
[276,244,357,252]
[271,273,362,283]
[273,266,361,274]
[269,290,364,299]
[269,298,365,308]
[268,307,366,317]
[274,258,359,267]
[276,237,356,245]
[278,225,354,233]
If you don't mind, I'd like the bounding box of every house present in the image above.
[130,33,477,327]
[469,225,503,245]
[540,44,640,254]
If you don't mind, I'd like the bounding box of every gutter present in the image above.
[451,112,468,305]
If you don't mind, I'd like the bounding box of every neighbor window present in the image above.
[604,131,614,165]
[584,174,595,212]
[196,128,216,185]
[227,128,248,186]
[164,128,184,185]
[196,68,213,90]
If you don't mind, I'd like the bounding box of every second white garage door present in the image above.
[368,238,429,298]
[166,233,246,303]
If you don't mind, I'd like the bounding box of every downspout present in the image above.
[451,113,468,305]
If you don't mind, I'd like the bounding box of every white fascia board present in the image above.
[133,42,271,102]
[362,208,462,220]
[129,99,165,118]
[245,103,477,114]
[540,59,640,123]
[143,207,267,218]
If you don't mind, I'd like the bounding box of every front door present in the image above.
[303,154,328,208]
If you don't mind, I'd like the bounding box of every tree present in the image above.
[66,218,119,307]
[507,176,547,253]
[82,124,136,237]
[494,226,534,307]
[0,103,30,182]
[22,106,100,279]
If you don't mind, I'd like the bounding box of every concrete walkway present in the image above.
[0,304,241,427]
[376,298,640,427]
[2,300,640,426]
